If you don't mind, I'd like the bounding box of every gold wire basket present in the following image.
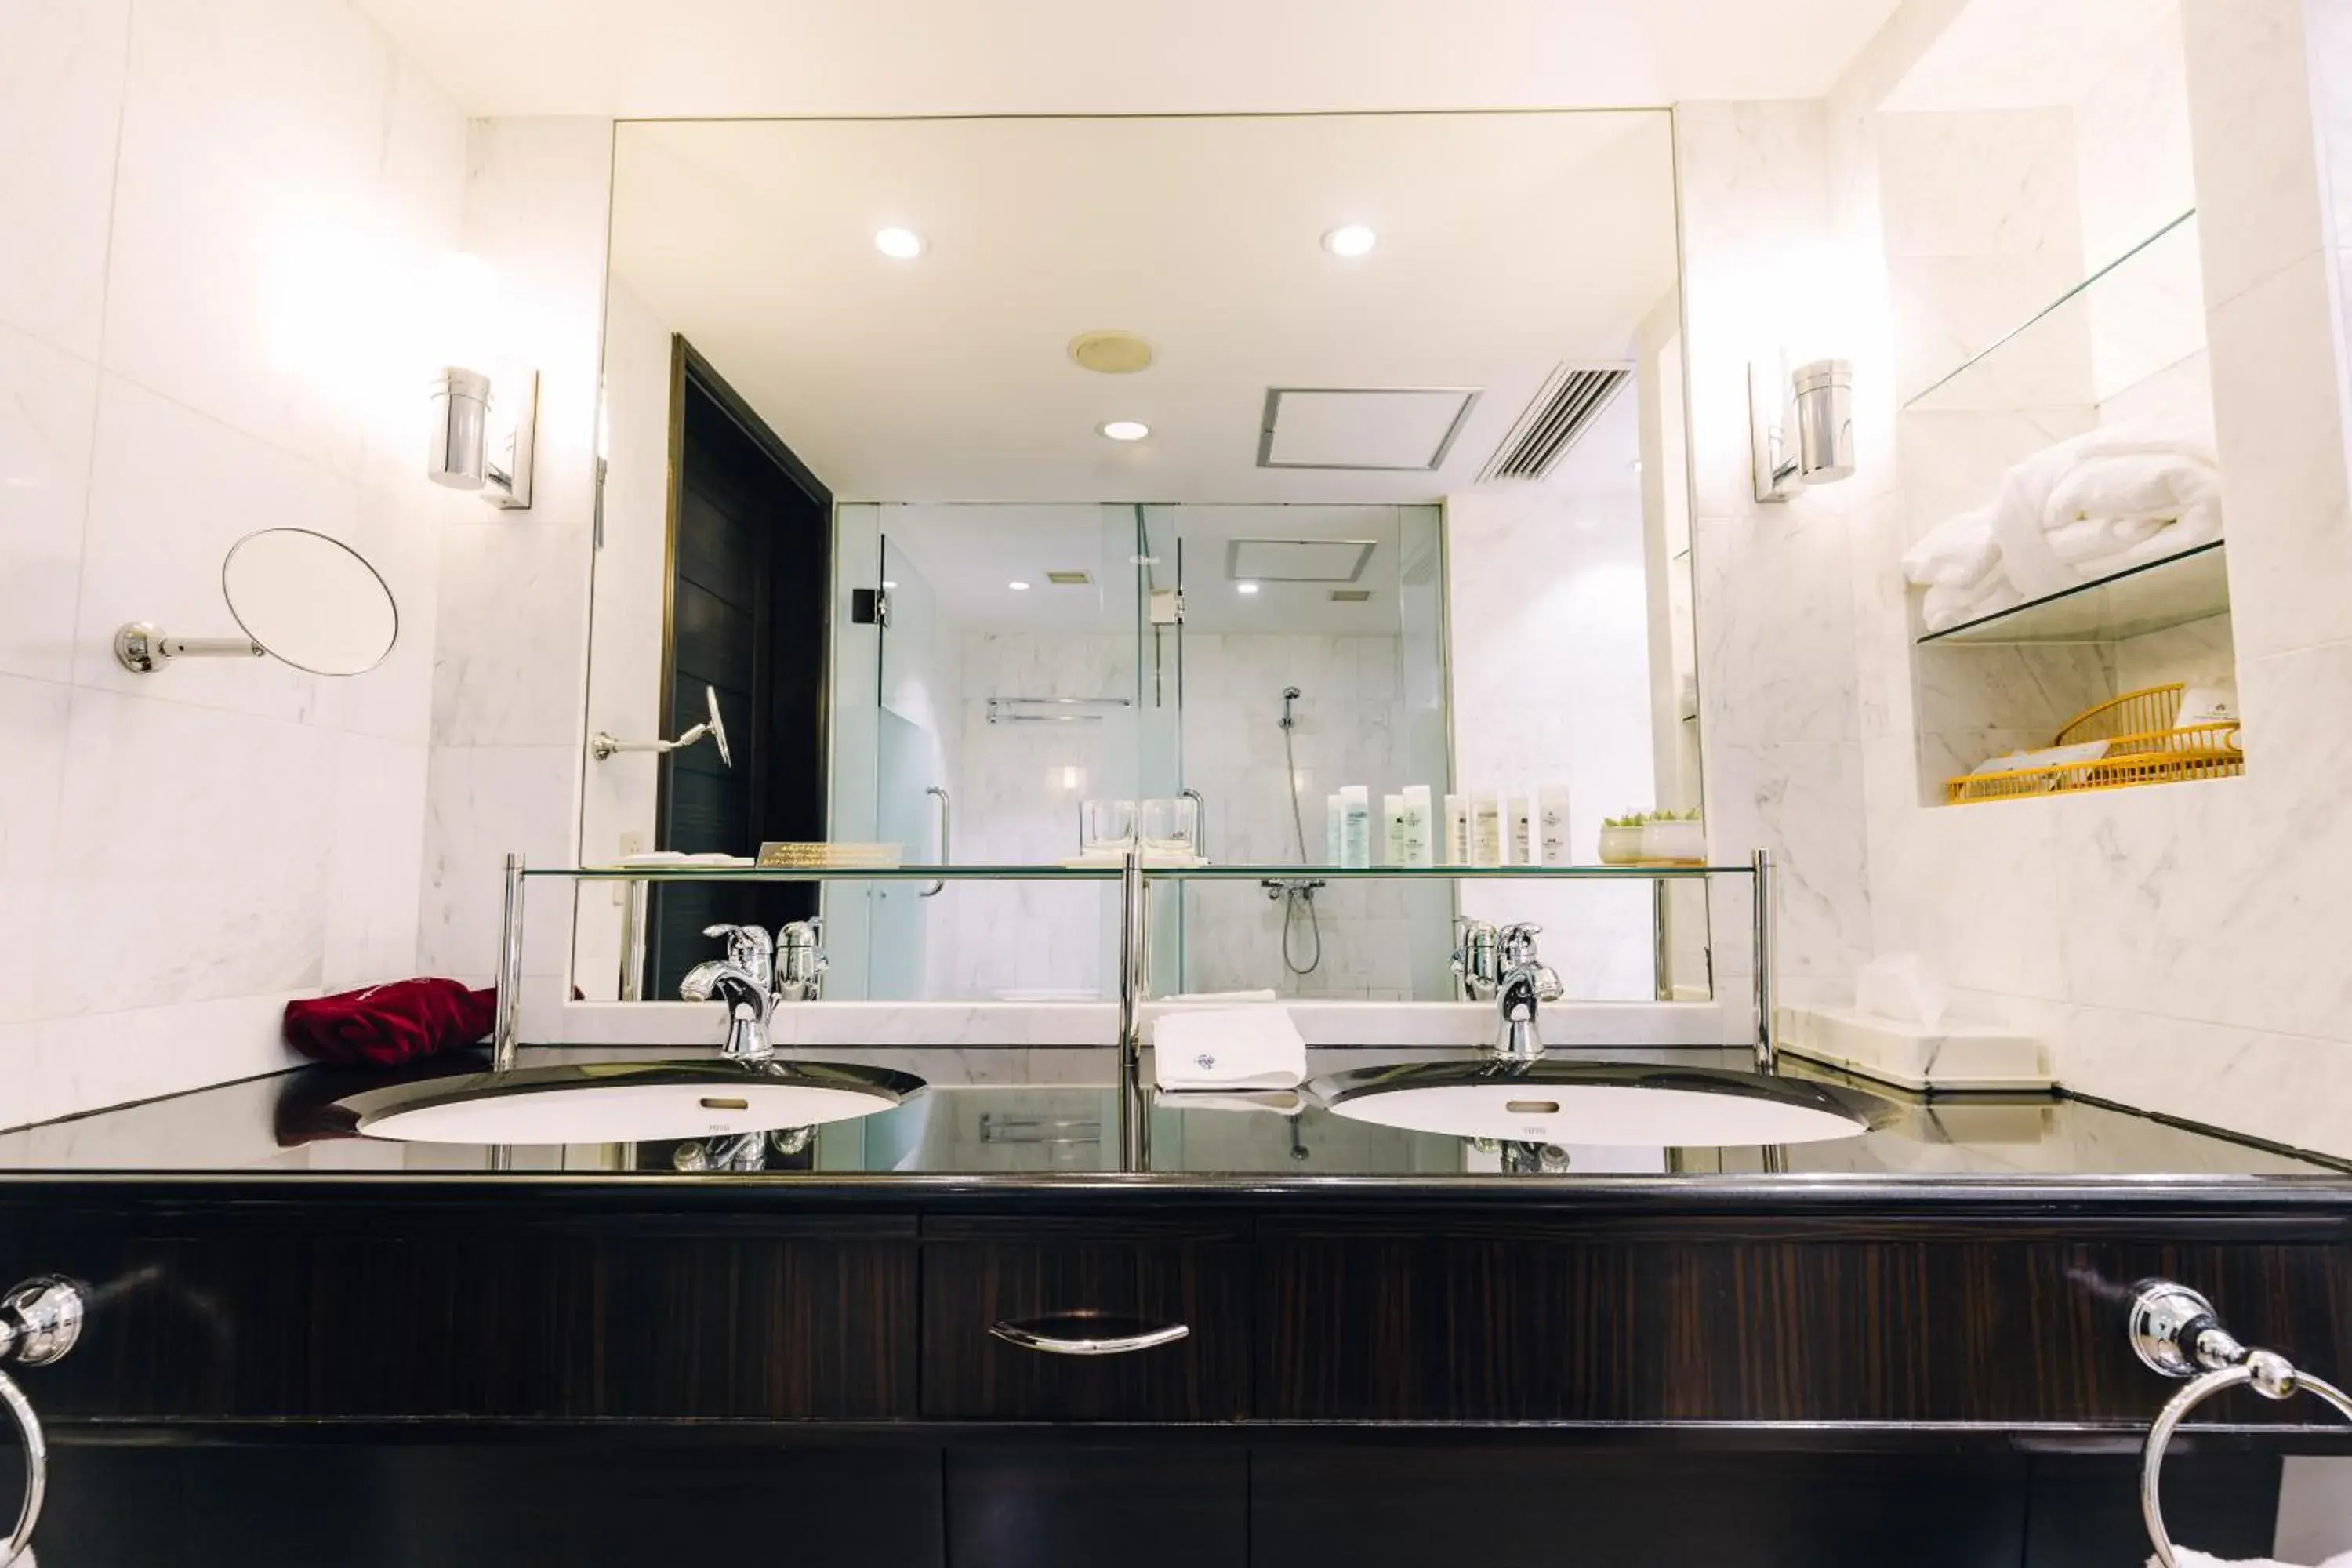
[1947,682,2241,805]
[2056,683,2182,746]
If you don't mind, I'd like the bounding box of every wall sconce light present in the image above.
[428,363,538,508]
[1750,354,1854,503]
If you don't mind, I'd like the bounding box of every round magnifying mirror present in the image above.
[221,529,399,677]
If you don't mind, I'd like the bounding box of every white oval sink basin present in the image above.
[1312,1061,1880,1147]
[339,1059,924,1145]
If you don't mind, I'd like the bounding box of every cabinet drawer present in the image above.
[920,1218,1251,1421]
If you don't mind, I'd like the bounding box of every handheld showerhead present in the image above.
[1279,686,1301,729]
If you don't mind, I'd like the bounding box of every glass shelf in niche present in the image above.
[1902,209,2202,415]
[1915,539,2228,648]
[1158,862,1751,880]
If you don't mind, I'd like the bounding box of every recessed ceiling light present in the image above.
[1322,224,1377,258]
[873,227,925,260]
[1007,579,1032,591]
[1098,419,1150,442]
[1236,582,1261,596]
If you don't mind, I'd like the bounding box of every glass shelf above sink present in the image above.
[1915,540,2229,647]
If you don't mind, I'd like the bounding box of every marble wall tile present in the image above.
[2202,249,2352,661]
[321,731,428,992]
[0,0,466,1128]
[45,687,337,1013]
[74,372,344,724]
[1877,110,2082,260]
[428,517,593,748]
[1693,509,1861,746]
[0,676,70,1029]
[2180,0,2328,308]
[103,0,401,478]
[419,743,580,988]
[2056,1002,2352,1158]
[0,319,99,684]
[1702,740,1873,1007]
[0,0,126,359]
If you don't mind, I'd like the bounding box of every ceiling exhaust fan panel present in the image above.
[1257,387,1482,472]
[1226,538,1377,583]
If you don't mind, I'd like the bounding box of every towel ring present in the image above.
[2130,1279,2352,1568]
[0,1276,86,1568]
[0,1368,47,1567]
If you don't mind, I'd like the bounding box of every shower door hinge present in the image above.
[1149,587,1184,626]
[853,588,891,628]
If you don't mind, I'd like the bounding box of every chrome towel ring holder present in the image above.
[2129,1279,2352,1568]
[0,1276,85,1568]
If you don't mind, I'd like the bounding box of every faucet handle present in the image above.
[702,923,774,981]
[1500,922,1544,962]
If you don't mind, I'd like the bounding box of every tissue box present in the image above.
[1777,1007,2049,1093]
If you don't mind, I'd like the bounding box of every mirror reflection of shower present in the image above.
[1272,684,1323,975]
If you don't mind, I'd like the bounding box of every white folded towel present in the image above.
[1968,740,2109,778]
[1153,1089,1305,1116]
[2162,1551,2352,1567]
[1907,423,2224,630]
[1152,1007,1307,1091]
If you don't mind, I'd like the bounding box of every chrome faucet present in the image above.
[1494,922,1563,1062]
[681,920,831,1061]
[679,953,773,1062]
[777,918,827,1002]
[1453,918,1502,1002]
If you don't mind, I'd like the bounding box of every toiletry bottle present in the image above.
[1471,793,1503,868]
[1508,794,1533,868]
[1384,794,1406,866]
[1341,785,1371,869]
[1325,794,1344,866]
[1539,784,1570,866]
[1443,793,1470,865]
[1403,785,1433,867]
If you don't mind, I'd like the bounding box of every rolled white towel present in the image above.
[2045,451,2221,535]
[1902,506,2001,590]
[1153,1006,1307,1091]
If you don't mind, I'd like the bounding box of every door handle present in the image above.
[921,786,950,897]
[988,1311,1189,1356]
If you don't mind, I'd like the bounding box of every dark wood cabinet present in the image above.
[14,1206,921,1421]
[920,1216,1252,1421]
[945,1446,1247,1568]
[1255,1217,2352,1425]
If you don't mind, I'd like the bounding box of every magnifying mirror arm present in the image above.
[589,722,712,761]
[113,622,264,673]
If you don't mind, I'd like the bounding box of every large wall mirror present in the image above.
[573,111,1706,1007]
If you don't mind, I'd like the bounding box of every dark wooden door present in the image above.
[648,344,832,996]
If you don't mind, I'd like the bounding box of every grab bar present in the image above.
[2128,1279,2352,1568]
[0,1276,87,1567]
[921,785,950,897]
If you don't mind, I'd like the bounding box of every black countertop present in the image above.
[2,1044,2344,1214]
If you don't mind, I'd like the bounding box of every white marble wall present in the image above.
[1681,0,2352,1155]
[1180,632,1450,1000]
[0,0,466,1127]
[1446,489,1664,1000]
[418,117,613,1039]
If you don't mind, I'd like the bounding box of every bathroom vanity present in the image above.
[1,1046,2345,1566]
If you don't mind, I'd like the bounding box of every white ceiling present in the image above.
[355,0,1907,118]
[608,112,1678,503]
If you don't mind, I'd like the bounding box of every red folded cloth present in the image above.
[283,979,497,1066]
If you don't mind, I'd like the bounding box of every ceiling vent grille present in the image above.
[1478,364,1633,482]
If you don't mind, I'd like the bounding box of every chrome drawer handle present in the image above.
[0,1276,86,1568]
[989,1312,1190,1356]
[2128,1280,2352,1568]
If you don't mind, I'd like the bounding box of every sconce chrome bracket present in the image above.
[1749,354,1855,504]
